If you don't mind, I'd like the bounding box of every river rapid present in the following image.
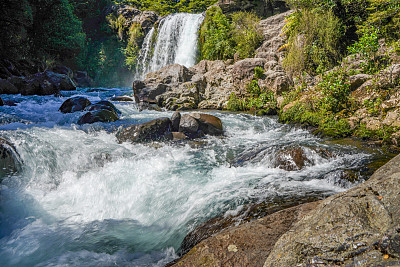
[0,87,386,266]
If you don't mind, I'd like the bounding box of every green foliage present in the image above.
[227,78,275,112]
[200,6,235,60]
[363,0,400,42]
[279,102,352,138]
[231,12,263,59]
[254,66,265,79]
[282,9,343,76]
[200,7,263,61]
[115,0,218,16]
[318,68,350,113]
[0,0,33,60]
[30,0,86,62]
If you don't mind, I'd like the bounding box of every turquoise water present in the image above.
[0,88,374,266]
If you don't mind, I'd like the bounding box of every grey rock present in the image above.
[171,112,181,132]
[116,118,172,143]
[179,114,199,134]
[59,97,91,113]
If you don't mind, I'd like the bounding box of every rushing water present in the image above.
[134,13,204,80]
[0,88,381,266]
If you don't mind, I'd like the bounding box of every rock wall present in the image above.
[172,153,400,266]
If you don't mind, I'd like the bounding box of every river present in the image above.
[0,87,386,266]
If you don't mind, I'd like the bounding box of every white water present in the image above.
[134,13,204,80]
[0,89,376,266]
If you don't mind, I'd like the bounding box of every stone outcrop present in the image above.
[133,10,293,111]
[172,152,400,266]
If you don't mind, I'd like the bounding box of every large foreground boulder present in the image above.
[172,152,400,266]
[172,202,319,266]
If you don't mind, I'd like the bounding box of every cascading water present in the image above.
[134,13,204,80]
[0,88,386,266]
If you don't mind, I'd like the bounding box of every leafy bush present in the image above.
[200,8,263,61]
[318,68,350,113]
[200,6,236,60]
[231,12,263,59]
[282,9,343,76]
[254,66,265,79]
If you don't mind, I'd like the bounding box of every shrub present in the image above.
[200,6,236,60]
[318,68,350,113]
[282,9,343,76]
[231,12,263,59]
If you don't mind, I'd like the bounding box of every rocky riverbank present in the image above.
[170,152,400,266]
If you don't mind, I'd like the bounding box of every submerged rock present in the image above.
[116,118,172,143]
[0,137,22,179]
[59,96,91,113]
[110,96,134,102]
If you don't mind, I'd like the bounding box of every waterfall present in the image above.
[134,13,204,80]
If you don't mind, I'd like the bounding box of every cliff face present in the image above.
[172,152,400,266]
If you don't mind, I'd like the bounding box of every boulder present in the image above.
[77,109,119,125]
[6,71,76,95]
[275,147,311,171]
[179,114,199,135]
[172,202,319,267]
[116,118,172,143]
[59,96,92,113]
[190,113,223,135]
[0,137,22,179]
[264,153,400,266]
[171,111,181,132]
[87,100,121,115]
[145,64,193,85]
[52,65,73,78]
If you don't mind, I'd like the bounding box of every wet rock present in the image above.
[59,96,92,113]
[190,113,223,136]
[165,132,188,141]
[264,153,400,266]
[171,112,181,132]
[179,114,199,135]
[116,118,172,143]
[110,96,134,102]
[0,137,22,179]
[172,202,319,267]
[0,98,3,106]
[275,147,311,171]
[87,101,121,115]
[77,109,119,125]
[178,195,323,259]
